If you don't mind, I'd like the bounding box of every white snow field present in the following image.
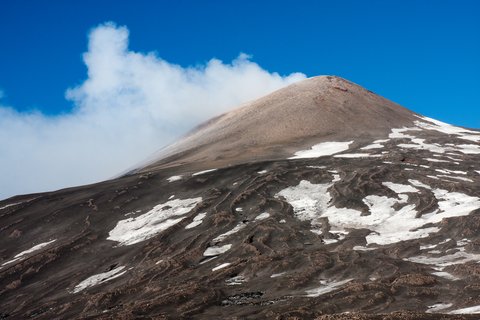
[212,263,231,271]
[289,141,353,159]
[277,176,480,246]
[166,175,182,182]
[108,197,202,246]
[360,141,386,150]
[334,153,382,158]
[255,212,270,220]
[415,116,480,143]
[386,118,480,155]
[450,305,480,314]
[0,202,22,210]
[2,239,57,267]
[185,212,207,229]
[192,169,217,176]
[73,266,126,293]
[426,303,453,313]
[203,244,232,256]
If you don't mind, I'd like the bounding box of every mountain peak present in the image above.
[137,76,416,172]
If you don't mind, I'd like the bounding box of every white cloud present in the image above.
[0,22,305,200]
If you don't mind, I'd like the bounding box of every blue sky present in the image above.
[1,0,479,126]
[0,0,479,199]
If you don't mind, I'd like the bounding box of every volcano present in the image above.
[136,76,416,173]
[1,76,480,319]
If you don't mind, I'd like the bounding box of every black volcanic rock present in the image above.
[1,76,480,319]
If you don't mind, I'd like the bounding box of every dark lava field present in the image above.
[1,77,480,319]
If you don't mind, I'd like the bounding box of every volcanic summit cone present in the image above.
[1,76,480,319]
[138,76,417,172]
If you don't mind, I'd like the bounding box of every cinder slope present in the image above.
[138,75,418,172]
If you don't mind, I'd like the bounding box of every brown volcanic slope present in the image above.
[2,76,480,320]
[138,76,417,172]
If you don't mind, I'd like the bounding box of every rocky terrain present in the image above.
[1,76,480,319]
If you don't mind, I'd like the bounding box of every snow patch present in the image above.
[192,169,217,176]
[255,212,270,221]
[383,182,419,193]
[307,165,326,169]
[416,116,480,143]
[108,197,202,246]
[0,202,22,210]
[334,153,381,158]
[277,180,332,223]
[392,128,480,155]
[450,305,480,314]
[185,212,207,229]
[445,155,463,162]
[213,223,246,242]
[361,143,384,150]
[439,238,452,245]
[389,127,420,139]
[353,246,377,251]
[276,181,421,245]
[226,275,246,285]
[203,244,232,256]
[276,176,480,247]
[455,144,480,154]
[305,279,352,297]
[271,272,286,278]
[398,139,447,154]
[323,238,340,244]
[362,196,434,245]
[435,169,467,175]
[425,158,451,163]
[72,266,126,293]
[427,303,453,313]
[433,189,480,217]
[289,141,353,159]
[2,239,57,266]
[420,244,437,250]
[166,175,182,182]
[199,256,217,265]
[212,263,231,271]
[432,271,459,281]
[409,179,431,190]
[437,175,473,183]
[388,118,480,155]
[407,247,480,269]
